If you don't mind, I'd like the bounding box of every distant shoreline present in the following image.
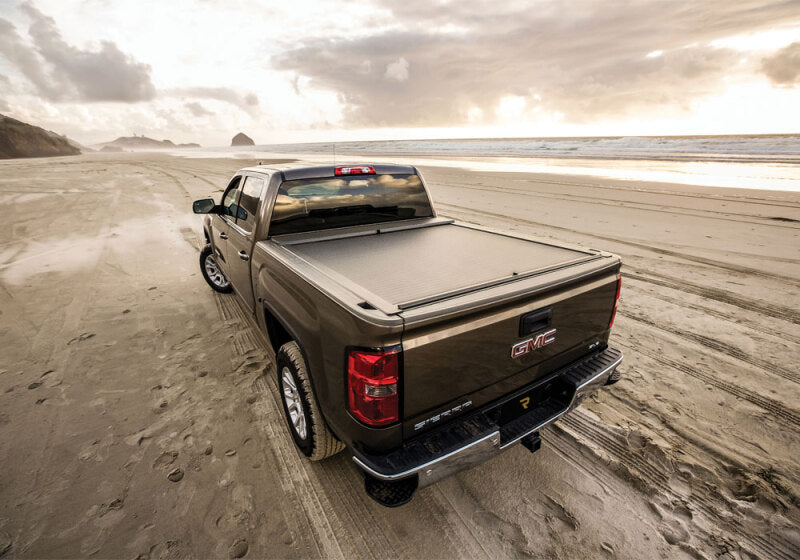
[247,134,800,163]
[164,141,800,192]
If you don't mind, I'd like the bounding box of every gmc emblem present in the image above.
[511,328,557,358]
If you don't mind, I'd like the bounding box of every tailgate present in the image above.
[400,272,619,427]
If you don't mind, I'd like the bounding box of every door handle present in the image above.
[519,307,552,336]
[238,251,249,261]
[219,232,228,239]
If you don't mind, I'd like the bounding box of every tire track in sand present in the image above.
[617,340,800,429]
[622,279,800,346]
[625,268,800,325]
[214,294,412,560]
[619,310,800,385]
[549,410,800,560]
[441,201,800,325]
[214,292,507,559]
[435,180,800,231]
[438,202,800,285]
[215,293,349,558]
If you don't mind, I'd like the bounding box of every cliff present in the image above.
[0,114,81,159]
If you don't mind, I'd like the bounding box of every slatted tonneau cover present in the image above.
[287,223,594,310]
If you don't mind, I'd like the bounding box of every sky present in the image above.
[0,0,799,146]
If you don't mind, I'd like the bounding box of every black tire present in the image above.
[276,341,344,461]
[200,244,232,293]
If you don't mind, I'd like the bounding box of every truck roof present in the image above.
[237,163,416,179]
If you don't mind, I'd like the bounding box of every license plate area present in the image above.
[499,376,572,426]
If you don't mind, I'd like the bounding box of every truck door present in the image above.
[224,174,265,312]
[212,175,243,274]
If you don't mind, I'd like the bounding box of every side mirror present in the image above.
[193,198,218,214]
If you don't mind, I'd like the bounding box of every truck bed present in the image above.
[273,219,620,427]
[284,221,598,312]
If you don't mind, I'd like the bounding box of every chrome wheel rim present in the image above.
[281,366,307,440]
[204,253,230,288]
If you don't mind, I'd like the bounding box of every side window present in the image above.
[221,176,242,219]
[236,176,265,233]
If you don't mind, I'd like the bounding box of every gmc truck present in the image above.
[193,164,623,507]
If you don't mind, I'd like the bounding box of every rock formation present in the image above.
[231,132,255,146]
[0,114,81,159]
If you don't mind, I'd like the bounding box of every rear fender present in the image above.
[262,304,338,439]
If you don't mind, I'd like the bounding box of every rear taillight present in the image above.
[347,347,399,426]
[335,166,375,175]
[609,277,622,328]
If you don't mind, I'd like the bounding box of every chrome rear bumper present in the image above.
[353,348,623,489]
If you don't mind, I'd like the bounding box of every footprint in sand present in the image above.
[153,451,178,469]
[659,519,690,546]
[228,538,248,559]
[167,468,184,482]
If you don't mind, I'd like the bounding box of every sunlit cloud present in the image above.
[0,0,798,145]
[710,25,800,51]
[762,42,800,85]
[0,2,155,102]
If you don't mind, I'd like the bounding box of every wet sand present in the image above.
[0,152,798,559]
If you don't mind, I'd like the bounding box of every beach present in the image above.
[0,151,798,559]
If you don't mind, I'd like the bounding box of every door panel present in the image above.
[225,175,266,312]
[210,214,230,270]
[213,176,243,274]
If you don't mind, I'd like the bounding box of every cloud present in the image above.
[0,17,58,100]
[384,57,409,81]
[168,87,259,114]
[762,42,800,85]
[185,102,214,117]
[0,3,155,102]
[275,0,800,127]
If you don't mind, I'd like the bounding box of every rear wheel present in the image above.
[200,244,232,293]
[277,341,344,461]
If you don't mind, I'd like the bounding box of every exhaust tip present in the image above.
[364,473,418,507]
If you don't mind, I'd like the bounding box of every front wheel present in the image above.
[277,341,344,461]
[200,244,232,293]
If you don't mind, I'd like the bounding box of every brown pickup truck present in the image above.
[193,163,623,506]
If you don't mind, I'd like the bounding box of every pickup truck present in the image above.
[192,163,623,507]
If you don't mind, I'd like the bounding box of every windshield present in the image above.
[269,173,434,236]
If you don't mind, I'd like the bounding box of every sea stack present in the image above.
[231,132,255,146]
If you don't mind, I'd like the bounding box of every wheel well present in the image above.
[264,308,293,353]
[264,308,342,443]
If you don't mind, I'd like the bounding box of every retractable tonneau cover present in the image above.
[282,220,600,313]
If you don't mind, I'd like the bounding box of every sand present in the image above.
[0,152,798,559]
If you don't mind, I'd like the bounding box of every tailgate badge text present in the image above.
[511,328,557,358]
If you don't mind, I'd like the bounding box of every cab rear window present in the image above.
[269,173,433,236]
